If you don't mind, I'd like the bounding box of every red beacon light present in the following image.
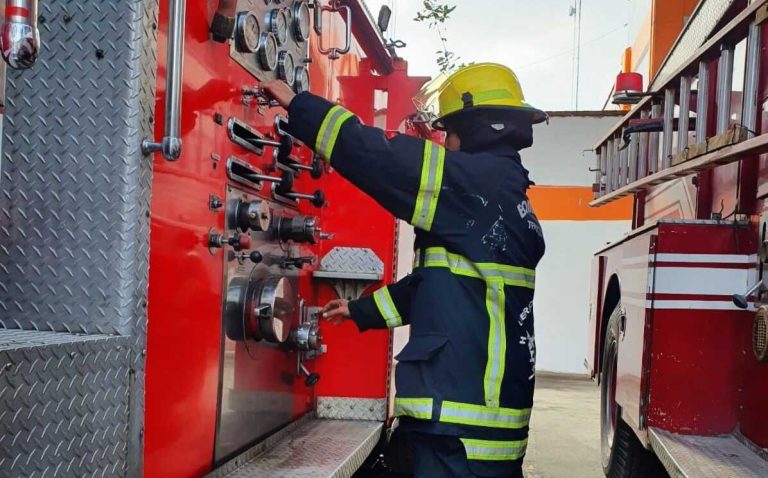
[613,72,645,105]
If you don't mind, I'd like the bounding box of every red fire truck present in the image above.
[0,0,429,476]
[588,1,768,476]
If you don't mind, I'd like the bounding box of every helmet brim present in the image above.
[433,105,549,131]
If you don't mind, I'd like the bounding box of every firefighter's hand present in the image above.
[322,299,351,325]
[261,80,297,109]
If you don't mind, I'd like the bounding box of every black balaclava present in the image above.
[443,108,535,154]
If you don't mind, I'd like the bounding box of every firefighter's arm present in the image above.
[347,273,421,331]
[286,93,490,235]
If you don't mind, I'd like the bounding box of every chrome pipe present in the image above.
[662,88,675,169]
[678,76,691,152]
[742,21,761,136]
[1,0,40,69]
[695,60,710,143]
[143,0,186,161]
[716,44,734,134]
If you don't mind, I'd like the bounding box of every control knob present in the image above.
[234,199,272,232]
[278,215,332,244]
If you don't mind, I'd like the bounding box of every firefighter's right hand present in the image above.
[261,79,297,109]
[322,299,351,325]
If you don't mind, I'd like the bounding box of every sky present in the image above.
[364,0,635,112]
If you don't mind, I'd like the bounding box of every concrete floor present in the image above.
[524,374,603,478]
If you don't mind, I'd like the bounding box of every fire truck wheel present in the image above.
[601,302,668,478]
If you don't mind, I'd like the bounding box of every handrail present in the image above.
[143,0,186,161]
[340,0,394,75]
[314,0,352,60]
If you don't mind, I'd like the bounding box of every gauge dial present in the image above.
[278,51,296,86]
[235,12,261,53]
[292,1,311,42]
[293,66,310,94]
[258,32,279,71]
[268,9,289,45]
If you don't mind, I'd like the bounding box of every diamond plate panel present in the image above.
[317,397,387,421]
[650,428,768,478]
[313,247,384,280]
[651,0,736,90]
[0,1,159,474]
[0,329,131,478]
[208,418,382,478]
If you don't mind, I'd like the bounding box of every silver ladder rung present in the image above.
[662,88,675,168]
[649,103,662,174]
[678,76,692,152]
[716,43,735,134]
[742,20,761,136]
[638,110,650,179]
[696,60,710,143]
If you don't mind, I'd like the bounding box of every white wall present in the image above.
[534,220,630,374]
[527,115,623,186]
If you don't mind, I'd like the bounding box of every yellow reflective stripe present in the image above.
[316,105,354,163]
[443,88,518,113]
[460,438,528,461]
[417,248,535,288]
[483,279,506,407]
[373,286,402,328]
[394,398,434,419]
[439,401,531,429]
[411,142,446,231]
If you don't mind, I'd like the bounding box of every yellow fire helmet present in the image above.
[433,63,548,130]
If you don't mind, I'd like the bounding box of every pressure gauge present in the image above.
[293,66,310,94]
[278,51,296,86]
[292,1,311,42]
[234,12,261,53]
[258,32,279,71]
[267,9,289,45]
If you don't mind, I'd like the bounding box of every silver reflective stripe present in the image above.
[316,105,354,162]
[373,286,402,328]
[394,398,434,420]
[440,401,531,429]
[411,142,445,231]
[461,438,528,461]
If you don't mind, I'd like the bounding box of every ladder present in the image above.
[591,0,768,207]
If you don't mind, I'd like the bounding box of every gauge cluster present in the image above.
[231,0,312,93]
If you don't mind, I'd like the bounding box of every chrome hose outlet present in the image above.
[1,0,40,69]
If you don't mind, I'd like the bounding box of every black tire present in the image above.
[601,302,668,478]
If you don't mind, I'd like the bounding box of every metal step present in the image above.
[209,417,383,478]
[650,428,768,478]
[0,329,132,477]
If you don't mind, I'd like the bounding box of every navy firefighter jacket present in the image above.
[286,92,546,474]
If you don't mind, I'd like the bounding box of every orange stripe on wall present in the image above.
[529,186,633,221]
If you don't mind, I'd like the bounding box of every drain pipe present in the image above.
[1,0,40,69]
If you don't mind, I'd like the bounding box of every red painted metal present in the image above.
[340,0,394,75]
[593,221,764,446]
[585,255,606,378]
[143,1,421,476]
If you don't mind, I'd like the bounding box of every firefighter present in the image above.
[263,62,546,478]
